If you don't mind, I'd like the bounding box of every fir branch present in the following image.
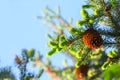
[101,0,120,30]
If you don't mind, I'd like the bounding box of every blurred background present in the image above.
[0,0,85,80]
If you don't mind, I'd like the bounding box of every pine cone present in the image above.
[82,28,103,49]
[75,65,88,80]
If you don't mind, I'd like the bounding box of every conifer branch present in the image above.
[101,0,120,30]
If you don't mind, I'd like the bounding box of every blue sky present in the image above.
[0,0,85,80]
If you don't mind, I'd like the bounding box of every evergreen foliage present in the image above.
[1,0,120,80]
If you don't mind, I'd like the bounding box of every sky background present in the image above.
[0,0,85,80]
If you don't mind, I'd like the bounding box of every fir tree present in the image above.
[1,0,120,80]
